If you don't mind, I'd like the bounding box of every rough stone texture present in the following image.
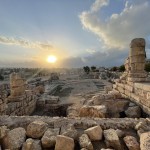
[0,116,141,131]
[79,134,93,150]
[26,120,48,139]
[113,38,150,115]
[135,119,150,136]
[22,138,42,150]
[115,129,124,138]
[41,128,59,148]
[79,105,107,118]
[125,106,141,118]
[84,125,103,141]
[91,94,105,105]
[0,126,9,139]
[123,136,140,150]
[62,126,78,140]
[55,135,74,150]
[6,91,37,116]
[10,73,26,98]
[128,38,147,82]
[103,129,121,150]
[140,132,150,150]
[0,84,8,115]
[3,127,26,150]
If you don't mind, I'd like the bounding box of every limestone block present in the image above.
[123,136,140,150]
[130,38,145,48]
[62,126,78,140]
[79,134,93,150]
[117,87,125,94]
[124,84,134,92]
[104,129,121,150]
[130,93,140,102]
[79,105,107,118]
[140,132,150,150]
[41,128,59,148]
[55,135,74,150]
[27,120,48,139]
[117,83,125,89]
[3,127,26,150]
[108,90,122,99]
[127,81,134,86]
[84,125,103,141]
[128,77,147,82]
[125,90,131,97]
[125,106,141,118]
[140,97,150,107]
[22,138,42,150]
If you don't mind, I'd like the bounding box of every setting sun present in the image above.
[47,55,57,63]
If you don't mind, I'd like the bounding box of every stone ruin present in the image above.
[114,38,150,115]
[0,38,150,150]
[0,73,38,116]
[10,73,26,98]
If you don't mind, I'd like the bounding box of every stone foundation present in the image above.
[6,91,37,116]
[114,82,150,115]
[0,116,149,150]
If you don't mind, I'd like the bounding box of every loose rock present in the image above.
[4,127,26,150]
[22,138,42,150]
[26,120,48,138]
[41,128,59,148]
[55,135,74,150]
[104,129,121,150]
[84,125,103,141]
[140,132,150,150]
[79,134,93,150]
[123,136,140,150]
[125,106,141,118]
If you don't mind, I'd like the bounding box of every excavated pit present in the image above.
[32,103,73,117]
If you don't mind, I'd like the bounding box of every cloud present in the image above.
[91,0,109,12]
[60,57,86,68]
[79,0,150,49]
[0,35,53,50]
[86,49,97,54]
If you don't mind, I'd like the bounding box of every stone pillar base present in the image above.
[128,77,147,82]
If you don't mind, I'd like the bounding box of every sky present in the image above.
[0,0,150,68]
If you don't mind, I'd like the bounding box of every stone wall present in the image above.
[113,38,150,115]
[0,84,9,115]
[0,116,144,130]
[6,90,37,116]
[114,82,150,115]
[0,116,149,150]
[0,73,38,116]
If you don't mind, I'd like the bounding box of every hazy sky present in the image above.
[0,0,150,68]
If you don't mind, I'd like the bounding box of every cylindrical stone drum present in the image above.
[129,38,146,72]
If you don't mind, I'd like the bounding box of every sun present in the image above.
[47,55,57,63]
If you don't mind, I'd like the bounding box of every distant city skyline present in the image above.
[0,0,150,68]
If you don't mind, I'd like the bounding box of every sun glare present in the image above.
[47,55,57,63]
